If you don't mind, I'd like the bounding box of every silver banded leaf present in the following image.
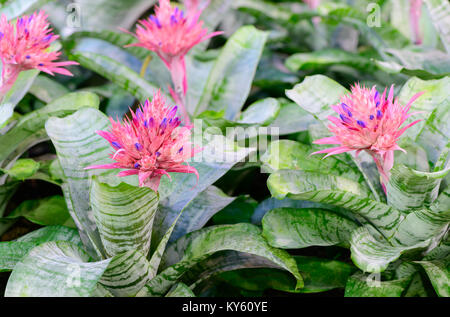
[0,225,82,272]
[166,283,195,297]
[194,25,268,120]
[424,0,450,53]
[90,178,159,257]
[140,223,303,296]
[267,170,401,237]
[72,51,165,102]
[398,76,450,143]
[99,249,150,297]
[46,107,115,258]
[344,271,412,297]
[261,140,368,191]
[5,241,111,297]
[390,191,450,247]
[0,0,54,19]
[415,256,450,297]
[387,164,449,211]
[214,255,355,294]
[0,92,100,169]
[29,75,69,103]
[350,227,431,273]
[262,208,359,249]
[152,133,256,251]
[165,186,236,244]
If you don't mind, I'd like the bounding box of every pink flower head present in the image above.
[86,91,201,192]
[126,0,222,125]
[0,11,78,98]
[128,0,220,65]
[304,0,320,9]
[410,0,423,45]
[312,84,424,192]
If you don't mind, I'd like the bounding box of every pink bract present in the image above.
[0,11,78,98]
[126,0,222,125]
[85,91,201,192]
[312,84,424,192]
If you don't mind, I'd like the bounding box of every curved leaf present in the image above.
[415,257,450,297]
[194,25,268,119]
[5,241,111,297]
[387,164,449,211]
[0,92,100,168]
[350,227,431,273]
[262,208,359,249]
[141,223,303,296]
[46,107,114,258]
[71,51,164,102]
[344,272,412,297]
[267,170,401,237]
[90,178,159,258]
[0,226,81,272]
[166,282,195,297]
[99,249,150,297]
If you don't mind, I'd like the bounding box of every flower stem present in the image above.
[139,55,152,78]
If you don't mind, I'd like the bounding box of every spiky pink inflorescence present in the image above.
[312,84,424,192]
[0,11,78,98]
[410,0,423,45]
[85,91,201,192]
[126,0,222,124]
[304,0,320,9]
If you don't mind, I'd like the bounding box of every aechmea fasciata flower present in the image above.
[312,84,424,193]
[0,11,78,99]
[126,0,222,125]
[410,0,423,45]
[85,91,201,192]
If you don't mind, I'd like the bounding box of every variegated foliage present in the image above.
[261,75,449,297]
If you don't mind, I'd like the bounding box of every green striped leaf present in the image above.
[261,140,368,190]
[71,51,165,103]
[262,208,359,249]
[29,75,69,103]
[0,0,54,19]
[90,178,159,258]
[390,189,450,246]
[424,0,450,53]
[140,223,303,296]
[344,272,412,297]
[387,165,449,212]
[3,195,74,227]
[45,107,114,259]
[0,226,81,272]
[215,255,355,294]
[0,92,100,169]
[5,241,111,297]
[1,69,39,107]
[238,98,280,125]
[163,186,236,244]
[286,49,376,72]
[99,249,150,297]
[267,170,401,237]
[398,76,450,144]
[415,256,450,297]
[152,133,256,251]
[166,283,195,297]
[350,227,431,273]
[194,25,268,120]
[267,100,315,136]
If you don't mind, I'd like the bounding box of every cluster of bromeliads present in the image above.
[0,0,425,194]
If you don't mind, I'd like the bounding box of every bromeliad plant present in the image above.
[258,74,449,297]
[1,91,303,297]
